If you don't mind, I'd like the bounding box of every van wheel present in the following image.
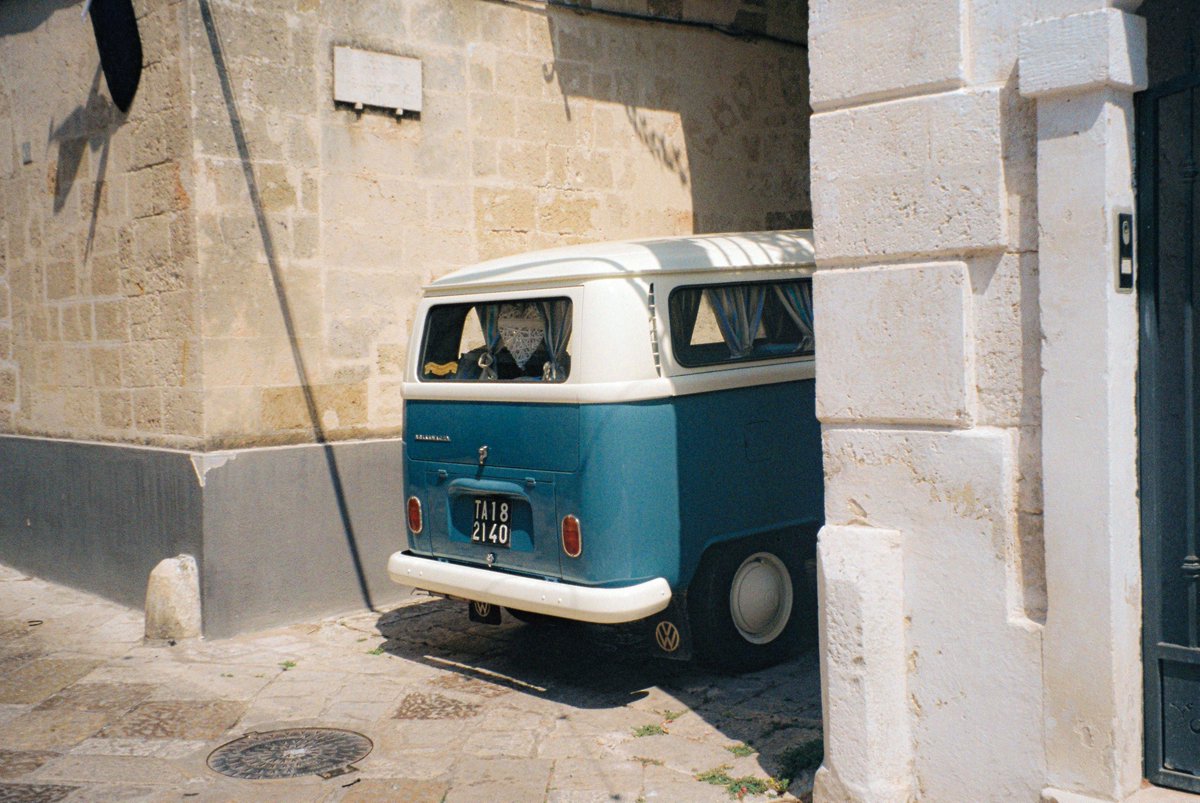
[688,537,806,672]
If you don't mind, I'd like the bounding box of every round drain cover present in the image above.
[207,727,373,780]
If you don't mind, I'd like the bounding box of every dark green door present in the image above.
[1139,62,1200,793]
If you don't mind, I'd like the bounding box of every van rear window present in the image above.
[669,279,813,367]
[420,298,573,382]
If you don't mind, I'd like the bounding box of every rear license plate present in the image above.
[471,496,512,548]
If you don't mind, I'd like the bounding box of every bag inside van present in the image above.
[420,298,573,383]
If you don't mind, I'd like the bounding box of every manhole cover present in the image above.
[207,728,373,780]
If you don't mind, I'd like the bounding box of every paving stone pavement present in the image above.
[0,564,821,802]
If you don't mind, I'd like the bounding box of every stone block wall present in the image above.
[809,0,1047,800]
[1,0,808,449]
[188,0,809,448]
[0,0,808,640]
[0,0,200,448]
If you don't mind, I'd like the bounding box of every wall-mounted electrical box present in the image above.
[1117,211,1134,292]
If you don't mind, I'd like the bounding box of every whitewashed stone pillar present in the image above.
[1019,8,1147,802]
[809,1,1045,799]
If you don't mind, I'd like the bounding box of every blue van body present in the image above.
[404,382,822,591]
[389,230,822,669]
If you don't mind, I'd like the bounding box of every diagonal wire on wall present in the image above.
[197,0,375,611]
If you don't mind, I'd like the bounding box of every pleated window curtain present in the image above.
[705,285,767,358]
[538,299,572,382]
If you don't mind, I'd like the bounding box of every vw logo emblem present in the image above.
[654,621,681,653]
[473,601,492,618]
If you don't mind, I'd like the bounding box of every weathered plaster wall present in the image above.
[187,0,809,448]
[810,0,1047,799]
[0,0,201,448]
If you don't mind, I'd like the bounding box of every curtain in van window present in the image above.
[669,288,703,346]
[538,299,572,382]
[477,303,501,380]
[706,285,766,358]
[774,282,815,350]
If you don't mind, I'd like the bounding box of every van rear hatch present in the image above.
[406,400,579,472]
[406,399,579,579]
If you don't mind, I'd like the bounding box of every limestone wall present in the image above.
[809,1,1047,799]
[188,0,809,448]
[0,0,200,447]
[0,0,808,449]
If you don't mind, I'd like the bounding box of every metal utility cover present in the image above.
[207,727,373,780]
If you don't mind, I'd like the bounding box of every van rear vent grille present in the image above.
[648,282,662,378]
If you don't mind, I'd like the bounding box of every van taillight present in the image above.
[561,515,581,558]
[407,497,423,534]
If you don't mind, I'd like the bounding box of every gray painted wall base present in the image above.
[0,435,408,638]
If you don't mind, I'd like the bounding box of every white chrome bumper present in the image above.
[388,551,672,624]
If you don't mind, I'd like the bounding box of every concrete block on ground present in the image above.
[144,555,201,640]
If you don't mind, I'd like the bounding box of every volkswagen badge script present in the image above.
[414,434,451,442]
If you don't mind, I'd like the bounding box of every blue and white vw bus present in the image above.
[388,230,822,670]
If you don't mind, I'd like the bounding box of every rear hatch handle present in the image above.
[447,477,530,501]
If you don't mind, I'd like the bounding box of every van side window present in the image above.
[669,279,813,367]
[421,298,573,382]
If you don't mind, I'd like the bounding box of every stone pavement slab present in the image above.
[0,659,102,705]
[0,782,79,802]
[335,777,449,802]
[99,700,247,740]
[0,751,59,780]
[0,562,820,801]
[35,682,155,715]
[2,710,109,751]
[68,737,208,759]
[51,785,159,803]
[30,754,197,786]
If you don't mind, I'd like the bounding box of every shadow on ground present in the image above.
[373,597,822,787]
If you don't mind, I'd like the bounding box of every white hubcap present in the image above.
[729,552,793,644]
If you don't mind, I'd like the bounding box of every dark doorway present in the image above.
[1139,1,1200,791]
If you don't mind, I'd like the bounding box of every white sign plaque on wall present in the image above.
[333,46,422,116]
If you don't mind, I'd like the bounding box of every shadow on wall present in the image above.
[544,3,811,234]
[48,63,120,259]
[197,0,374,613]
[12,1,129,253]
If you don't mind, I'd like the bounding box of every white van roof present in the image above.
[425,229,815,293]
